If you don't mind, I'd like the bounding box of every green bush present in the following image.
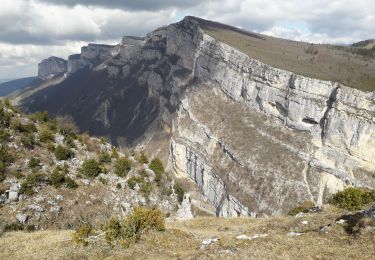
[72,224,92,246]
[0,128,10,143]
[0,108,13,127]
[3,222,24,232]
[28,157,41,170]
[65,176,78,189]
[288,201,315,216]
[19,173,49,196]
[11,120,37,133]
[0,146,14,171]
[54,145,74,161]
[149,158,164,175]
[111,148,119,159]
[105,206,165,247]
[0,172,5,182]
[140,181,152,198]
[39,128,54,143]
[50,168,66,188]
[99,151,111,163]
[127,176,139,190]
[174,182,185,204]
[138,151,148,164]
[99,177,108,185]
[329,187,375,210]
[26,224,36,232]
[79,159,102,178]
[115,157,131,177]
[21,134,37,150]
[29,111,49,123]
[116,183,122,189]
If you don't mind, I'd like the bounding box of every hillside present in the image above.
[0,77,40,97]
[197,17,375,92]
[0,99,199,232]
[1,205,374,259]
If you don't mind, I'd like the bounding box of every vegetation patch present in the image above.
[115,157,131,177]
[288,201,315,216]
[79,159,102,178]
[54,145,74,161]
[329,187,375,210]
[105,206,165,248]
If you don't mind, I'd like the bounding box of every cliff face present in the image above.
[169,17,375,216]
[38,56,67,79]
[21,17,375,217]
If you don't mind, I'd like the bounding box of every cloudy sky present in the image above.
[0,0,374,79]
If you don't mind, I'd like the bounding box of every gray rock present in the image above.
[34,196,46,203]
[8,191,18,201]
[81,179,91,186]
[28,204,44,212]
[287,232,303,236]
[16,214,28,224]
[201,237,219,249]
[38,56,67,79]
[50,206,61,215]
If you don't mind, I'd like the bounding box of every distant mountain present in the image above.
[0,77,41,97]
[0,78,14,84]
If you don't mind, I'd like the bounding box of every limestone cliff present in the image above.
[20,17,375,217]
[38,56,67,80]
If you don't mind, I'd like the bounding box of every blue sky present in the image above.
[0,0,374,79]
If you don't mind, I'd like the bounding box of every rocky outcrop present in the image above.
[38,56,67,80]
[170,17,375,216]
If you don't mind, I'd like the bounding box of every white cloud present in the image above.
[0,0,374,78]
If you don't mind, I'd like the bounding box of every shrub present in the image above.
[29,111,49,123]
[140,181,152,198]
[28,157,41,170]
[50,169,66,188]
[26,224,36,232]
[127,176,139,190]
[288,201,315,216]
[39,128,54,143]
[72,224,92,246]
[105,206,165,247]
[138,151,148,164]
[0,172,5,182]
[19,172,50,195]
[149,158,164,175]
[79,159,102,178]
[99,151,111,163]
[329,187,375,210]
[12,170,24,179]
[65,176,78,189]
[0,146,14,171]
[116,183,122,189]
[54,145,73,161]
[174,182,185,204]
[21,134,37,150]
[3,222,23,232]
[0,108,13,127]
[0,128,10,143]
[111,148,119,159]
[56,115,79,136]
[99,177,108,185]
[11,120,37,133]
[115,157,131,177]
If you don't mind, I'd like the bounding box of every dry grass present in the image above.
[1,206,374,259]
[201,23,375,92]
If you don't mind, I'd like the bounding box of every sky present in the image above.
[0,0,374,79]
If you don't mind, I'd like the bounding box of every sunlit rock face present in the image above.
[25,17,375,217]
[38,56,67,80]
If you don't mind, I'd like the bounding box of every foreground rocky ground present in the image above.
[1,205,374,259]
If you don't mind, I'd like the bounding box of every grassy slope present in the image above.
[1,206,374,259]
[198,19,375,92]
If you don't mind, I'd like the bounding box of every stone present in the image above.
[81,179,91,186]
[295,212,305,218]
[336,219,346,224]
[201,237,219,249]
[35,196,46,203]
[16,214,28,224]
[56,195,64,201]
[28,204,44,212]
[236,234,268,240]
[301,221,309,225]
[8,191,18,201]
[287,232,303,236]
[50,206,61,215]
